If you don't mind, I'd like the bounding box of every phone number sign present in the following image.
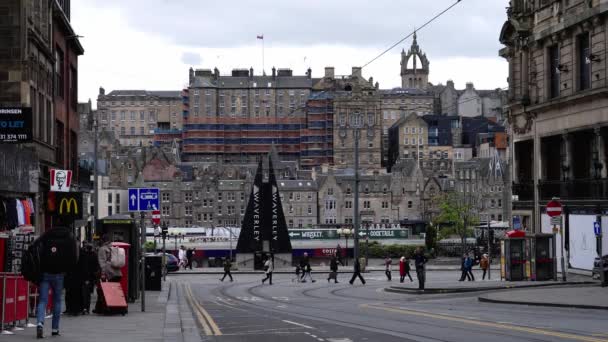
[0,107,32,143]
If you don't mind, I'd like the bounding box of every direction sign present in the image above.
[546,200,562,217]
[513,216,522,230]
[128,188,160,212]
[550,216,562,226]
[594,221,602,236]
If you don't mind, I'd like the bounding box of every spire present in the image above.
[411,30,419,51]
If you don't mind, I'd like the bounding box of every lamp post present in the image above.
[336,228,352,266]
[349,111,364,270]
[92,112,99,242]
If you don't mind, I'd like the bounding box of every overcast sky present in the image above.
[72,0,509,106]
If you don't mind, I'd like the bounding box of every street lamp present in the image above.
[336,228,352,265]
[348,110,365,270]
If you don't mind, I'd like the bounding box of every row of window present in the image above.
[99,100,176,107]
[193,89,308,97]
[547,32,591,99]
[101,110,158,122]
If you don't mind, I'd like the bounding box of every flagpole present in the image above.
[262,37,265,75]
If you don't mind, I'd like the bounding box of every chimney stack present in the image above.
[324,67,335,78]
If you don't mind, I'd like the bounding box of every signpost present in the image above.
[127,187,159,313]
[595,220,605,287]
[547,198,566,281]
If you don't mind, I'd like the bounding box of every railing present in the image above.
[540,179,608,200]
[513,179,608,201]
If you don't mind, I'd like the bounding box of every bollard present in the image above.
[1,274,14,335]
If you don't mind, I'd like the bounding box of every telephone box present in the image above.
[98,215,138,302]
[501,230,529,281]
[530,234,556,281]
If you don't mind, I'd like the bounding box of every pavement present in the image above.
[479,284,608,310]
[1,282,200,342]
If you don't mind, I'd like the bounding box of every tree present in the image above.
[425,223,437,253]
[434,192,479,251]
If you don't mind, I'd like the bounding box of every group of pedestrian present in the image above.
[178,245,195,270]
[21,219,127,339]
[459,252,489,281]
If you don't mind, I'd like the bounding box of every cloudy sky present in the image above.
[72,0,509,106]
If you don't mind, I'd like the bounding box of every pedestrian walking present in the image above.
[414,248,428,290]
[80,243,100,315]
[384,256,392,281]
[465,253,475,281]
[302,262,315,282]
[300,253,310,282]
[220,258,233,282]
[262,255,273,285]
[31,223,78,338]
[480,253,489,280]
[293,265,302,282]
[178,245,187,269]
[349,259,366,285]
[399,256,413,282]
[186,248,194,270]
[459,253,469,281]
[336,244,343,265]
[328,255,339,283]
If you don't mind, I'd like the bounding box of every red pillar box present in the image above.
[15,277,28,321]
[0,274,16,325]
[111,242,130,299]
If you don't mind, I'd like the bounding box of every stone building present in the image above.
[401,32,430,89]
[433,81,505,119]
[182,67,314,163]
[0,0,83,233]
[326,68,382,170]
[278,180,318,229]
[387,113,429,171]
[454,156,508,224]
[500,0,608,237]
[96,88,182,147]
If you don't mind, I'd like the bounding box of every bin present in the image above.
[111,242,131,301]
[145,255,162,291]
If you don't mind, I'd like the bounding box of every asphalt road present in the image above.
[174,272,608,342]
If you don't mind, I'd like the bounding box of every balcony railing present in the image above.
[540,179,608,201]
[513,179,608,202]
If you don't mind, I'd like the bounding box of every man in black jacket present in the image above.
[349,259,366,285]
[34,224,78,338]
[414,247,428,290]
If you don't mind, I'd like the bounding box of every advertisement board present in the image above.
[0,107,32,143]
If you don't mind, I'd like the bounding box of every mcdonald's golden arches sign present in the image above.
[51,192,83,220]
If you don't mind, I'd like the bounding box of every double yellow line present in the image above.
[361,304,608,342]
[183,283,222,336]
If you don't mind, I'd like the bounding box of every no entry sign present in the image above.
[546,200,562,217]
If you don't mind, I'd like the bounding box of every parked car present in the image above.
[145,252,179,273]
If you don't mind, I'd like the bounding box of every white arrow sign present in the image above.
[130,194,137,207]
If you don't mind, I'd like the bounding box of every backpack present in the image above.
[21,243,42,284]
[110,247,126,268]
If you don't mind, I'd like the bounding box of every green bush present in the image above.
[144,241,156,252]
[359,242,424,259]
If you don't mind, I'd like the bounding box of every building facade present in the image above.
[0,0,83,233]
[182,67,314,163]
[96,88,182,147]
[500,0,608,239]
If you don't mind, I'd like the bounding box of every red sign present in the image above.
[546,200,562,217]
[152,210,161,225]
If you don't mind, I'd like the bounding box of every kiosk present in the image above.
[530,234,556,281]
[97,215,139,302]
[501,230,529,281]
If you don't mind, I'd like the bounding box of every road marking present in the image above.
[185,284,222,336]
[182,284,212,336]
[361,304,608,342]
[282,320,315,330]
